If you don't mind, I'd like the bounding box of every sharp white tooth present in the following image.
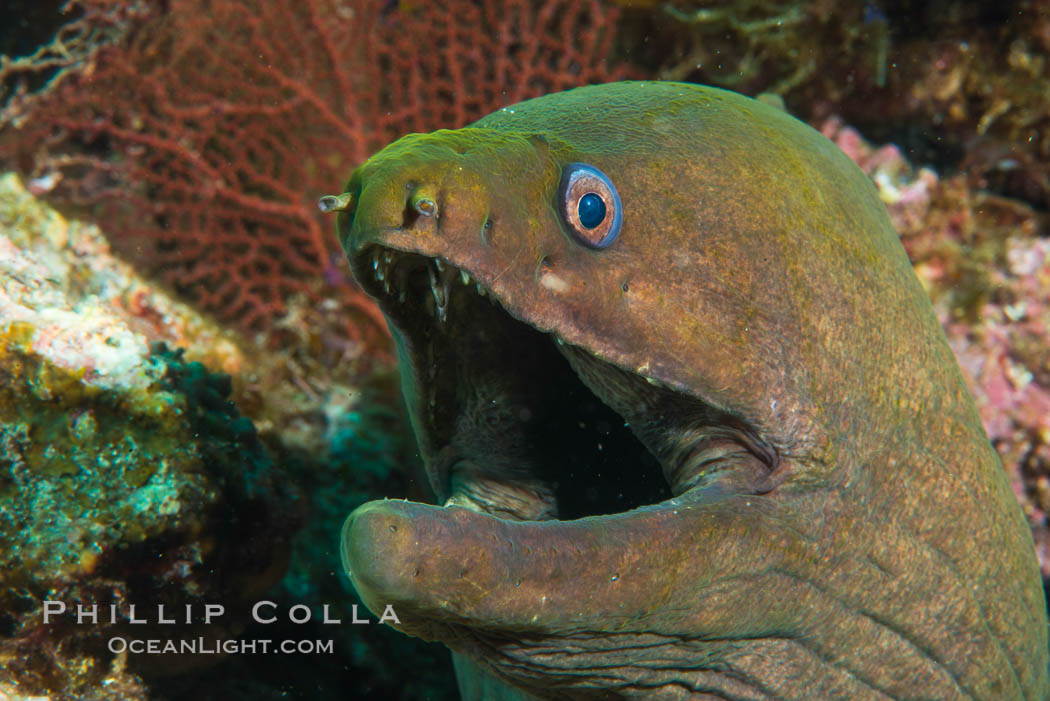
[383,278,391,294]
[438,275,450,323]
[428,264,439,300]
[376,264,385,281]
[428,264,448,322]
[383,252,392,263]
[434,259,445,272]
[555,337,565,346]
[460,270,470,285]
[372,258,380,271]
[476,283,486,297]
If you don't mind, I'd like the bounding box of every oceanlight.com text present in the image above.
[108,636,335,655]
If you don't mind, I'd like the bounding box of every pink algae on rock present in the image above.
[824,118,1050,579]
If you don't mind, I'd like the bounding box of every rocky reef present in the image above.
[0,171,292,696]
[0,173,453,700]
[623,0,1050,210]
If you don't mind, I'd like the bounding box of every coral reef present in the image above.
[0,0,150,128]
[0,0,629,351]
[0,172,294,698]
[0,170,454,699]
[825,120,1050,581]
[625,0,1050,210]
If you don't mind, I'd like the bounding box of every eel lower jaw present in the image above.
[340,481,761,644]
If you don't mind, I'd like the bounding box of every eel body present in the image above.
[323,82,1050,699]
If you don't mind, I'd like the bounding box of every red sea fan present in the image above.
[3,0,629,351]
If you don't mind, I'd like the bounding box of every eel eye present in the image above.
[558,163,622,249]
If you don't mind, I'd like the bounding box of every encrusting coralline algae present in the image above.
[0,172,292,697]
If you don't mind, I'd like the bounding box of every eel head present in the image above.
[324,83,1048,699]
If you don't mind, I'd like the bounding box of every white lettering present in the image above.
[350,604,369,624]
[321,604,341,624]
[204,604,225,624]
[76,604,97,624]
[288,604,311,624]
[43,601,66,624]
[128,604,146,624]
[378,605,400,625]
[252,600,277,624]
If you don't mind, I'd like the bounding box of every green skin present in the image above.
[328,83,1049,699]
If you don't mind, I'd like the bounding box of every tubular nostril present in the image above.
[403,184,439,228]
[318,191,356,213]
[398,184,436,228]
[413,197,437,217]
[409,187,438,218]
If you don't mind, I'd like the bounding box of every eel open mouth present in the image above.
[340,237,790,690]
[351,243,672,523]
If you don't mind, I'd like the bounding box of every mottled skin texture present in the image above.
[329,83,1049,699]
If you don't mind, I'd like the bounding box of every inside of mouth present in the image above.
[356,246,671,521]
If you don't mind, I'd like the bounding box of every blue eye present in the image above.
[577,193,606,229]
[558,163,622,249]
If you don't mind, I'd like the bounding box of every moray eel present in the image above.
[322,82,1049,699]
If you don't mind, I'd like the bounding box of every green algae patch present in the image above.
[0,332,293,696]
[0,174,295,699]
[0,326,274,568]
[0,322,190,483]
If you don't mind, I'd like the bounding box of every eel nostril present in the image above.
[409,188,438,218]
[402,185,439,228]
[413,198,437,217]
[317,191,356,214]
